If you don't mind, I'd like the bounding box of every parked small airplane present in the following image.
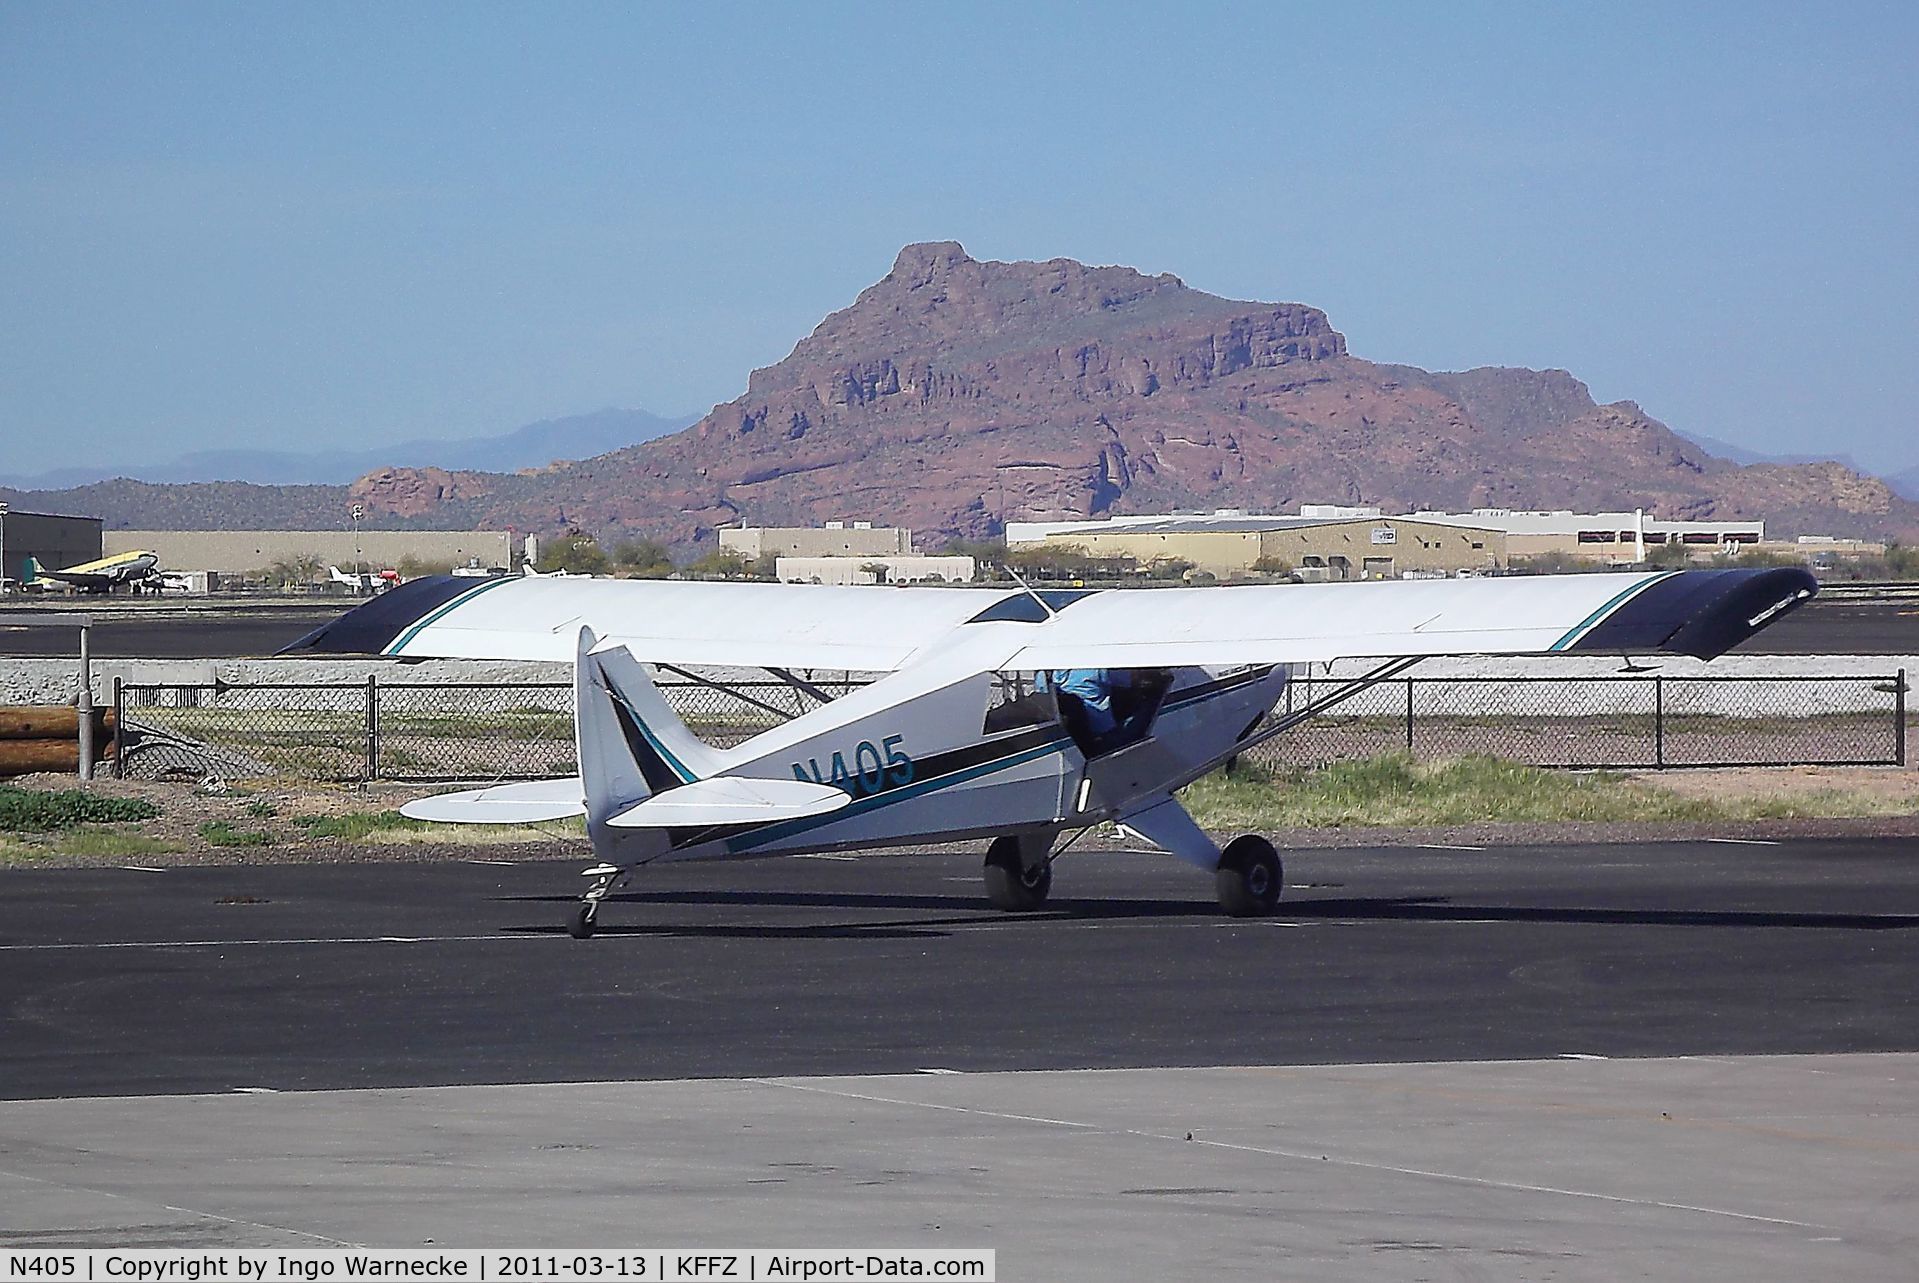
[328,565,398,594]
[288,566,1817,936]
[25,550,161,593]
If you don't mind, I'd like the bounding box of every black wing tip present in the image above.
[1571,566,1818,660]
[279,575,470,655]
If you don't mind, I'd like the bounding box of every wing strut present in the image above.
[1160,656,1425,797]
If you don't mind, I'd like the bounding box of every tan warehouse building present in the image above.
[718,522,913,560]
[1006,515,1506,579]
[105,530,513,577]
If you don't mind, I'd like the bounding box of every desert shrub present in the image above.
[0,787,159,832]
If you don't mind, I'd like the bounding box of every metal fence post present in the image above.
[112,676,123,779]
[76,620,94,782]
[1654,676,1665,769]
[1899,668,1907,769]
[1405,678,1415,753]
[366,673,379,780]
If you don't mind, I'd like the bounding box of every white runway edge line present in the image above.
[748,1077,1834,1233]
[1705,837,1783,846]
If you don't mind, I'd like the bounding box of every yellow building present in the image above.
[1412,510,1764,565]
[1007,516,1506,580]
[105,530,512,577]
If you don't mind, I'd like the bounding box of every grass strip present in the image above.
[1180,754,1917,829]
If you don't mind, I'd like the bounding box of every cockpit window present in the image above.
[983,672,1059,735]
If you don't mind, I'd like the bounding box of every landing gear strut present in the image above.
[1215,835,1283,917]
[569,862,623,939]
[983,834,1052,911]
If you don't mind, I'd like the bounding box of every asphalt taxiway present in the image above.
[3,838,1916,1274]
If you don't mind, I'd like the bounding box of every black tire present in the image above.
[566,901,599,939]
[983,835,1052,911]
[1216,835,1283,917]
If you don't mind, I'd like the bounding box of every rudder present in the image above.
[573,628,721,831]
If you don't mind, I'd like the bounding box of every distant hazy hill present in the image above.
[0,407,694,490]
[1892,465,1919,502]
[1669,428,1864,473]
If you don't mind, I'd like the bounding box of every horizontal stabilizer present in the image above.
[605,775,850,828]
[401,777,586,824]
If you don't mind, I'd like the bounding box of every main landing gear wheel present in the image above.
[983,835,1052,911]
[1215,835,1283,917]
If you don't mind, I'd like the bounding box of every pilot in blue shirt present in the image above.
[1042,668,1125,737]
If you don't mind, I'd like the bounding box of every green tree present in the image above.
[1646,542,1693,569]
[1004,543,1131,580]
[687,549,751,579]
[610,539,674,577]
[858,562,892,584]
[1144,556,1195,581]
[539,535,610,575]
[1510,551,1605,575]
[396,554,455,579]
[267,552,324,588]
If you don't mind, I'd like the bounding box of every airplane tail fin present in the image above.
[22,557,41,584]
[573,627,721,833]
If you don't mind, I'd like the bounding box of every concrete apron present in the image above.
[2,1053,1914,1279]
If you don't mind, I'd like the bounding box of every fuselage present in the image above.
[610,634,1290,866]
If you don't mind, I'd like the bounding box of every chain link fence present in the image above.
[113,669,1908,782]
[113,674,862,782]
[1253,672,1907,771]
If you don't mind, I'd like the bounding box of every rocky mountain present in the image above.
[9,243,1915,545]
[0,407,692,491]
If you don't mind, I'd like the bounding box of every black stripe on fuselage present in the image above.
[610,691,686,794]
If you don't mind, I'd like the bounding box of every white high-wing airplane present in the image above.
[289,566,1817,937]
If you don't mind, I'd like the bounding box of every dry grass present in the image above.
[1181,754,1919,830]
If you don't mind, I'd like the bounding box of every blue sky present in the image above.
[3,2,1915,476]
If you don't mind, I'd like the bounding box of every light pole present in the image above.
[350,503,366,593]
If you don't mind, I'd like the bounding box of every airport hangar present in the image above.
[104,529,513,577]
[1007,507,1775,578]
[1005,513,1508,580]
[0,503,104,584]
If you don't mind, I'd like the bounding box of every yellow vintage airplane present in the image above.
[25,549,162,593]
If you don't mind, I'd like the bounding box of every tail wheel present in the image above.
[566,901,599,939]
[983,835,1052,911]
[1216,835,1283,917]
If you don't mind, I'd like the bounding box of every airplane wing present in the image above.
[286,575,1012,668]
[400,777,586,823]
[603,775,850,827]
[286,566,1815,669]
[999,566,1817,668]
